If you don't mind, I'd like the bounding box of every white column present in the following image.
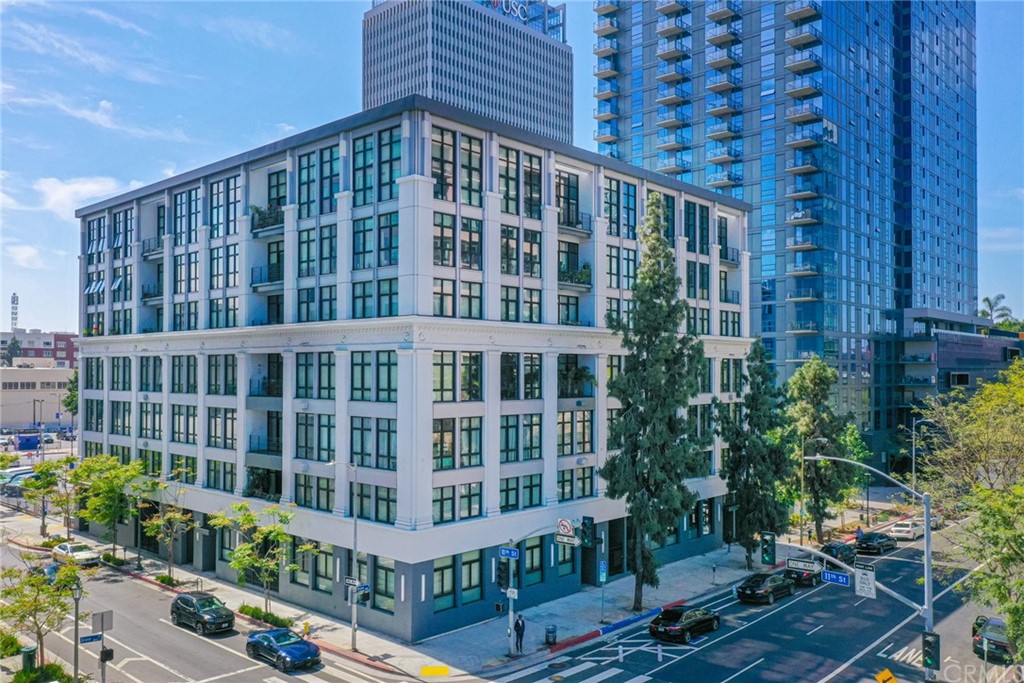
[280,350,295,503]
[542,351,559,506]
[196,352,208,486]
[160,353,172,475]
[398,175,437,316]
[283,205,299,323]
[333,349,351,516]
[395,349,433,530]
[336,190,354,320]
[234,351,249,496]
[483,351,502,517]
[740,250,752,338]
[197,226,210,330]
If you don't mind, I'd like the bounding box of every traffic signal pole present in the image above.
[506,539,515,657]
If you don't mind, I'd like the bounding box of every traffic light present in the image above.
[99,647,114,663]
[497,560,510,590]
[922,631,940,669]
[760,532,776,565]
[580,516,595,548]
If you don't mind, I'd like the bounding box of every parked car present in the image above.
[784,565,821,587]
[170,592,234,635]
[821,541,856,565]
[972,616,1018,664]
[856,532,898,554]
[40,433,54,444]
[736,573,796,605]
[51,542,100,566]
[30,562,61,585]
[0,471,38,496]
[890,520,925,541]
[246,628,321,672]
[0,466,34,486]
[648,607,720,643]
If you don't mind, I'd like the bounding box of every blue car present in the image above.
[245,628,321,672]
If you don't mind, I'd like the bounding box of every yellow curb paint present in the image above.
[420,665,450,677]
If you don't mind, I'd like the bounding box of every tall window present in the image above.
[376,351,397,402]
[351,351,372,401]
[268,170,286,209]
[524,354,542,399]
[523,289,542,323]
[353,218,373,270]
[432,486,456,524]
[460,282,482,319]
[431,126,456,201]
[523,230,541,277]
[320,224,337,275]
[460,218,482,270]
[460,417,482,467]
[433,420,455,470]
[320,145,340,214]
[460,134,483,206]
[460,352,482,401]
[500,353,520,400]
[378,212,398,266]
[433,213,455,267]
[461,551,482,603]
[432,351,456,402]
[352,281,374,319]
[523,152,542,220]
[604,178,621,237]
[556,171,580,226]
[434,556,456,611]
[501,286,520,322]
[500,415,519,462]
[353,134,374,206]
[432,279,455,317]
[377,126,401,201]
[500,226,519,275]
[376,419,397,470]
[498,146,519,215]
[298,152,316,219]
[318,352,334,399]
[298,229,316,278]
[378,278,398,317]
[684,200,697,253]
[622,182,637,239]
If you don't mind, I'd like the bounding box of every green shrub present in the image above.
[39,537,67,549]
[12,662,74,683]
[238,603,293,628]
[101,553,126,567]
[0,630,21,657]
[154,574,179,587]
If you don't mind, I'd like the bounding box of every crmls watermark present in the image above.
[938,663,1023,683]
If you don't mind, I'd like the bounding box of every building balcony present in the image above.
[657,106,692,128]
[720,246,740,264]
[656,60,692,82]
[594,122,619,143]
[785,50,822,73]
[657,15,692,37]
[786,154,820,174]
[899,375,936,387]
[706,120,742,139]
[706,47,741,70]
[706,72,741,93]
[786,209,820,226]
[141,283,163,301]
[656,0,692,14]
[247,435,282,456]
[594,100,619,121]
[785,76,822,99]
[721,289,741,305]
[251,263,284,287]
[786,288,821,302]
[594,37,619,57]
[657,151,692,174]
[786,263,820,277]
[657,38,691,60]
[706,145,741,165]
[594,81,620,100]
[593,0,620,16]
[141,236,162,257]
[706,94,742,116]
[900,353,936,363]
[249,377,283,398]
[657,83,692,105]
[707,171,742,188]
[594,16,619,36]
[706,0,741,23]
[706,25,740,46]
[785,0,821,22]
[657,128,693,150]
[788,321,820,334]
[594,58,619,79]
[785,182,820,200]
[785,130,823,149]
[251,205,284,233]
[558,206,593,235]
[785,24,822,48]
[558,265,593,290]
[786,232,825,251]
[785,103,823,124]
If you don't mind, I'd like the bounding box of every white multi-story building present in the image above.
[74,96,751,641]
[363,0,573,143]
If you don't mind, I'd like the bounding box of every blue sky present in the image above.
[1,1,1021,334]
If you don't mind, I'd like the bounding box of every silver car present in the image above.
[52,542,101,566]
[889,520,925,540]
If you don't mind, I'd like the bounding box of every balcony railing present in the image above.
[706,121,742,139]
[141,283,163,299]
[249,377,283,397]
[251,263,284,286]
[788,321,820,332]
[785,0,821,21]
[786,263,820,276]
[785,24,822,47]
[786,288,821,301]
[251,205,284,231]
[656,0,692,13]
[706,25,740,45]
[657,152,692,173]
[558,265,593,287]
[141,236,162,255]
[594,81,620,99]
[557,205,593,233]
[248,435,283,455]
[900,353,935,363]
[900,375,936,386]
[656,60,692,82]
[785,76,822,98]
[720,246,740,263]
[785,51,822,72]
[785,103,823,123]
[594,16,619,35]
[595,100,619,120]
[706,0,741,22]
[706,72,742,92]
[657,107,691,127]
[593,0,619,14]
[657,15,691,36]
[707,171,742,187]
[657,37,691,59]
[594,37,619,56]
[785,130,823,148]
[721,289,741,304]
[706,47,741,69]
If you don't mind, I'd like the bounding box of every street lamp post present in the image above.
[805,455,936,681]
[911,417,937,495]
[71,580,83,682]
[32,399,44,430]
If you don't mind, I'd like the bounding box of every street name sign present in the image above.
[357,583,371,592]
[555,533,582,547]
[499,547,520,559]
[79,634,102,644]
[786,558,821,572]
[855,561,877,599]
[344,576,358,587]
[821,569,850,587]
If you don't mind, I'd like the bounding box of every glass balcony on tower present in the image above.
[594,122,620,143]
[706,120,742,140]
[785,103,823,124]
[785,0,821,22]
[786,262,820,276]
[785,208,820,226]
[786,153,820,174]
[657,60,692,82]
[656,0,692,14]
[706,145,741,165]
[657,37,692,60]
[657,106,692,128]
[706,0,741,23]
[706,94,743,117]
[595,57,619,79]
[594,80,620,100]
[786,231,827,251]
[594,0,620,16]
[786,288,822,302]
[595,16,619,36]
[594,100,619,121]
[706,47,741,70]
[706,24,740,46]
[788,320,820,334]
[785,130,823,149]
[784,181,820,200]
[658,151,692,174]
[706,72,741,93]
[785,76,822,99]
[657,128,692,150]
[707,171,742,187]
[594,37,619,57]
[657,83,692,105]
[657,15,692,37]
[785,24,822,48]
[785,50,822,73]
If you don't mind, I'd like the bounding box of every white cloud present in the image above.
[201,17,294,51]
[978,226,1024,252]
[4,90,189,142]
[276,123,297,136]
[80,8,152,37]
[5,244,45,270]
[33,176,143,222]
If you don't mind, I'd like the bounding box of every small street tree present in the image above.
[62,369,79,420]
[77,455,144,558]
[138,470,197,582]
[716,339,792,570]
[786,356,856,543]
[600,192,708,612]
[2,336,22,366]
[209,502,310,614]
[22,456,80,539]
[0,559,84,667]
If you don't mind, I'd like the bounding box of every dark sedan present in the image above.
[821,541,857,565]
[784,566,821,587]
[972,616,1018,664]
[246,628,321,672]
[170,592,234,635]
[856,532,897,554]
[648,607,721,644]
[736,573,796,605]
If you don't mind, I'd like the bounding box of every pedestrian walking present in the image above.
[855,525,864,541]
[514,615,525,654]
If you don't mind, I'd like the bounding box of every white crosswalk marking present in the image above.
[574,667,625,683]
[620,676,652,683]
[491,656,572,682]
[553,662,598,679]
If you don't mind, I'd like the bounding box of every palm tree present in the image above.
[980,294,1012,323]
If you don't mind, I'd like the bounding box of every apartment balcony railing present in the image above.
[786,288,822,301]
[247,435,283,455]
[785,24,822,48]
[657,37,691,60]
[900,353,936,363]
[656,60,692,82]
[900,375,936,386]
[594,37,619,57]
[707,171,742,187]
[785,76,822,99]
[657,106,692,128]
[594,58,619,79]
[786,208,820,225]
[251,263,284,286]
[557,205,593,234]
[785,182,821,200]
[657,152,692,174]
[141,283,163,300]
[785,103,824,124]
[706,0,741,22]
[786,155,820,174]
[706,25,740,46]
[249,378,283,398]
[657,128,692,151]
[595,100,619,121]
[706,145,741,164]
[788,321,820,333]
[785,0,821,22]
[786,263,820,276]
[656,0,692,14]
[594,81,620,99]
[251,205,284,232]
[141,236,162,255]
[593,0,619,15]
[595,123,620,143]
[706,94,743,116]
[785,50,822,73]
[706,47,741,70]
[558,265,593,287]
[721,289,741,304]
[706,121,742,140]
[706,72,742,93]
[720,246,740,263]
[656,15,691,37]
[785,130,823,149]
[594,16,620,36]
[657,83,692,105]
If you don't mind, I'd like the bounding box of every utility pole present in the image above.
[349,463,360,652]
[507,538,516,657]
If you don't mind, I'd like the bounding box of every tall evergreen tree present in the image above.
[600,192,708,612]
[716,338,791,570]
[786,356,855,542]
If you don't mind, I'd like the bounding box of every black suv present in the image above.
[821,541,856,565]
[170,592,234,635]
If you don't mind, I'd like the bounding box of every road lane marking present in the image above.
[102,632,195,681]
[854,598,867,606]
[575,668,624,683]
[554,662,597,678]
[158,618,252,660]
[719,657,765,683]
[876,642,894,657]
[620,677,652,683]
[47,629,150,683]
[491,656,571,682]
[807,624,824,635]
[193,664,267,683]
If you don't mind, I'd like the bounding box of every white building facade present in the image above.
[75,96,751,641]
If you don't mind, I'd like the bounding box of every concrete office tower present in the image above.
[364,0,574,143]
[593,0,979,464]
[75,96,751,640]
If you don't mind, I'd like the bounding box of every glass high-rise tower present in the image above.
[593,0,978,464]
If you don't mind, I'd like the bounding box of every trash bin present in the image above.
[545,624,557,646]
[20,645,37,672]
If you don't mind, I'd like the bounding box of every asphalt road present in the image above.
[0,543,414,683]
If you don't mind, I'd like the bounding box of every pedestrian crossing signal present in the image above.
[922,631,940,669]
[761,532,776,565]
[497,560,510,590]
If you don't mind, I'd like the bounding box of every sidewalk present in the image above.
[0,490,907,682]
